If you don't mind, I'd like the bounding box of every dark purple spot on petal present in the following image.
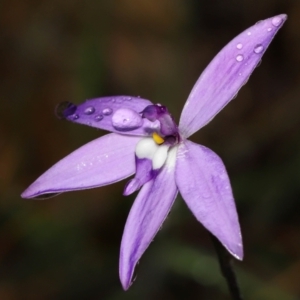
[55,101,77,119]
[141,105,159,121]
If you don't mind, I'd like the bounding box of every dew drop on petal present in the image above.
[272,16,283,27]
[267,27,272,32]
[102,108,113,116]
[84,106,95,115]
[236,43,243,50]
[112,108,143,131]
[236,54,244,62]
[71,114,79,120]
[55,101,77,119]
[254,44,264,54]
[121,96,132,101]
[94,114,103,121]
[247,31,251,36]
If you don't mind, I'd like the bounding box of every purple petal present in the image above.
[56,96,160,136]
[21,133,141,199]
[179,14,287,138]
[175,140,243,259]
[119,147,178,290]
[123,157,153,196]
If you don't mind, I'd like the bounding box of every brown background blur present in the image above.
[1,0,300,299]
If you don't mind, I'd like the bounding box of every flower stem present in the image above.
[210,233,243,300]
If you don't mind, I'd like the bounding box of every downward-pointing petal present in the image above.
[179,14,287,138]
[175,141,243,259]
[119,147,178,290]
[21,134,141,199]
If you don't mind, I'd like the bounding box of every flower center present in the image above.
[152,132,164,145]
[141,104,180,145]
[124,104,180,196]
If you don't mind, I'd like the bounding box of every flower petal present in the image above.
[179,14,287,138]
[175,140,243,259]
[57,96,160,136]
[119,147,178,290]
[21,133,141,199]
[123,157,154,196]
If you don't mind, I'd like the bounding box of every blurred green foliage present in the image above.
[1,0,300,299]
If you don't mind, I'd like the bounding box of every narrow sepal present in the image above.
[21,134,141,198]
[179,14,287,138]
[119,147,178,290]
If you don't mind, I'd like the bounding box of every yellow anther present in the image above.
[152,132,164,145]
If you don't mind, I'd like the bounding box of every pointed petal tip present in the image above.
[227,242,244,261]
[120,277,132,291]
[119,258,135,291]
[277,13,287,21]
[123,179,139,196]
[21,185,60,200]
[21,185,40,199]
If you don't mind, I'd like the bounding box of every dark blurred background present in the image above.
[1,0,299,299]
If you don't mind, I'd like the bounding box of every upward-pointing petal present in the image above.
[179,14,287,138]
[21,133,141,199]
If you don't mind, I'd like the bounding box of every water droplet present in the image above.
[122,96,132,101]
[71,114,79,120]
[84,106,95,115]
[102,108,113,116]
[247,31,251,36]
[272,16,283,27]
[267,27,272,32]
[236,43,243,50]
[55,101,77,119]
[94,114,103,121]
[236,54,244,62]
[254,44,264,54]
[238,72,242,76]
[112,108,143,131]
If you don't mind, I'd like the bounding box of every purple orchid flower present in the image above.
[22,15,286,290]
